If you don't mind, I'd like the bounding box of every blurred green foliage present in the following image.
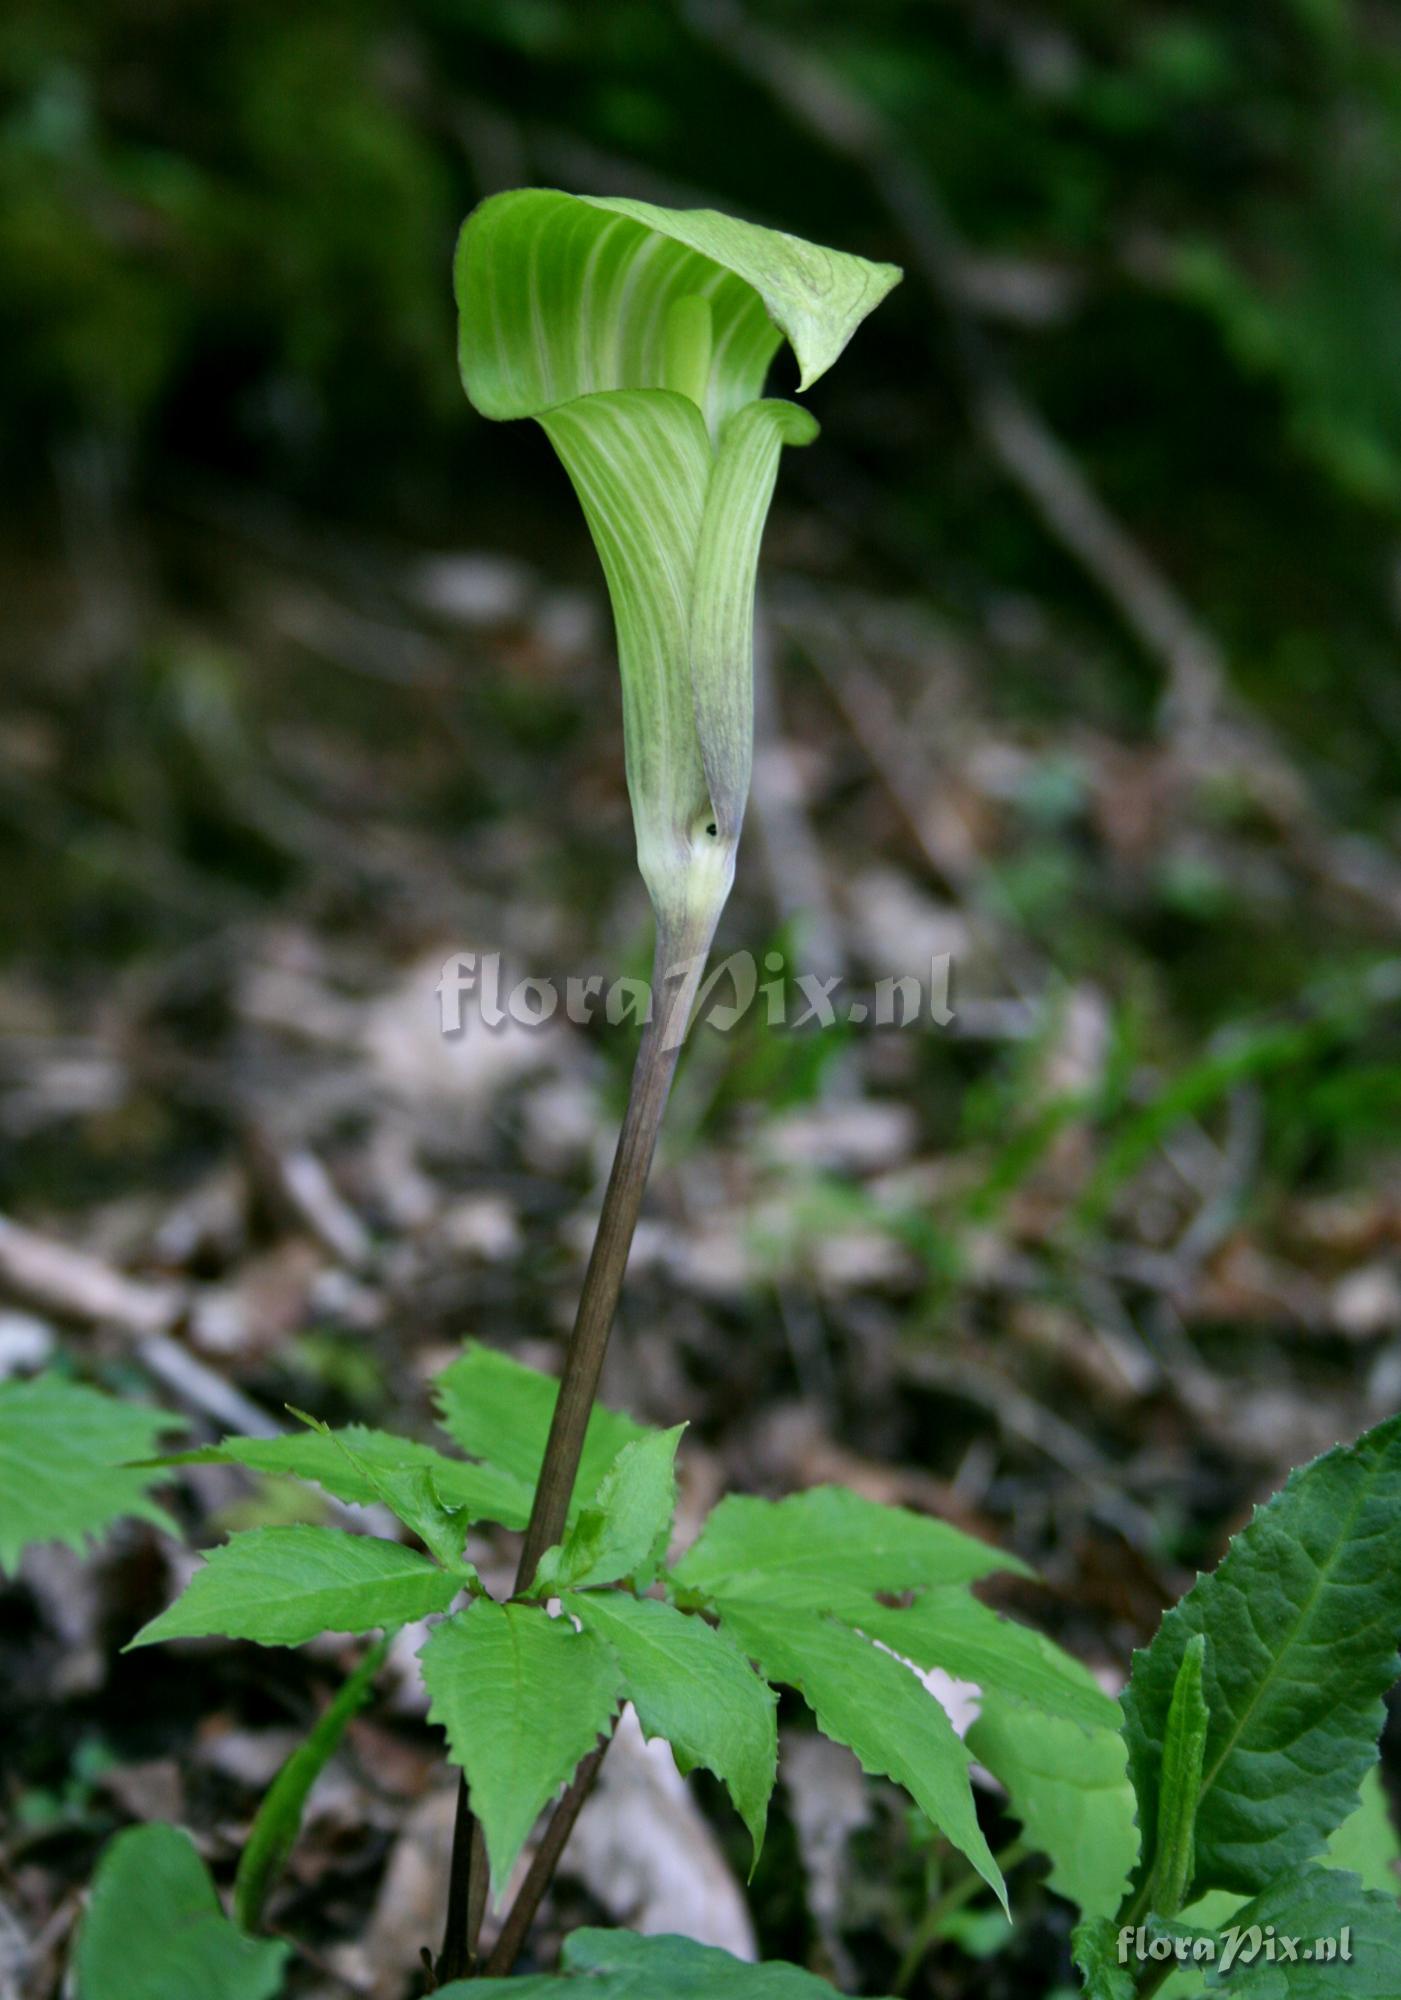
[5,0,1401,1252]
[5,1,1401,498]
[6,0,1401,779]
[0,0,455,475]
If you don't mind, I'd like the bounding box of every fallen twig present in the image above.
[0,1212,276,1441]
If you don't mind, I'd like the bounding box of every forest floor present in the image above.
[3,463,1401,1999]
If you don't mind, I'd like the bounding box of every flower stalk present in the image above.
[437,916,716,1979]
[437,186,899,1976]
[513,914,720,1589]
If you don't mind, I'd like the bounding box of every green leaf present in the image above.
[1155,1775,1400,2000]
[364,1466,476,1579]
[420,1598,621,1893]
[456,187,900,426]
[234,1633,390,1932]
[534,1427,684,1594]
[1121,1413,1401,1901]
[433,1342,644,1521]
[1152,1634,1210,1916]
[75,1823,289,2000]
[567,1590,777,1865]
[445,1924,894,1997]
[127,1526,461,1648]
[566,1925,886,1993]
[671,1485,1028,1613]
[1071,1915,1138,2000]
[847,1588,1119,1733]
[159,1422,532,1531]
[1197,1867,1401,1994]
[967,1693,1139,1921]
[716,1598,1007,1914]
[287,1410,477,1576]
[0,1373,181,1575]
[1160,1864,1401,1992]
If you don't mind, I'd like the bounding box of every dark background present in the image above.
[3,2,1401,1994]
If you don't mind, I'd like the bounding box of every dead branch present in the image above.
[682,0,1227,742]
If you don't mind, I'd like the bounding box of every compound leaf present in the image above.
[849,1587,1118,1733]
[716,1598,1007,1914]
[160,1422,532,1531]
[1121,1413,1401,1901]
[421,1598,620,1893]
[671,1486,1027,1614]
[967,1692,1139,1922]
[288,1411,476,1576]
[75,1823,288,2000]
[0,1373,181,1575]
[433,1342,644,1520]
[535,1427,684,1594]
[568,1589,777,1864]
[361,1465,475,1578]
[128,1526,460,1648]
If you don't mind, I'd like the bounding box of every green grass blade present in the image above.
[234,1633,391,1932]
